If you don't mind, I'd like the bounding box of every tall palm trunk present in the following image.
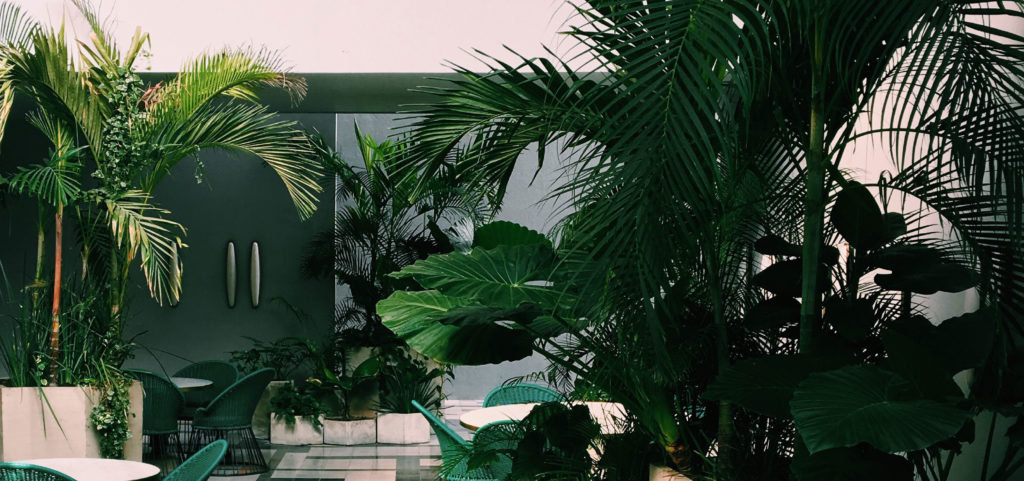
[47,203,63,383]
[706,241,736,476]
[799,19,827,354]
[33,200,46,310]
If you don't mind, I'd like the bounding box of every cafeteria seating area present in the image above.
[2,2,1024,481]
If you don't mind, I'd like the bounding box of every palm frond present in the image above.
[143,102,323,220]
[144,46,305,130]
[103,190,185,305]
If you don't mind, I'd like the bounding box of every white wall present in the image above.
[12,0,581,73]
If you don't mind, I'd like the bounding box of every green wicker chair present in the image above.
[0,463,76,481]
[173,361,238,413]
[191,368,274,476]
[124,369,186,474]
[412,400,511,481]
[164,440,228,481]
[483,383,561,407]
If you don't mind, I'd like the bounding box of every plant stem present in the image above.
[47,203,64,383]
[981,411,998,481]
[33,200,46,310]
[800,15,827,354]
[705,242,735,475]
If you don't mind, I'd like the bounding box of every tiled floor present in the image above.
[208,400,481,481]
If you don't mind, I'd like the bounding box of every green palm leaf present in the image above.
[144,102,323,220]
[103,191,185,305]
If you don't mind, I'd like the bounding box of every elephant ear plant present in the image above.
[706,181,1001,479]
[372,0,1024,478]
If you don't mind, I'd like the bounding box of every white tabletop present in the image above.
[17,458,159,481]
[170,377,213,391]
[460,402,627,434]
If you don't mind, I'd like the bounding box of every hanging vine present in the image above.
[88,372,134,459]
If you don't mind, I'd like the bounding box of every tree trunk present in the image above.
[799,18,827,354]
[706,244,736,476]
[32,202,46,310]
[47,203,64,383]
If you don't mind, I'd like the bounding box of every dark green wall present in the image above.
[0,111,335,376]
[124,113,335,374]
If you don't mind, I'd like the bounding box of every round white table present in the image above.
[460,402,627,434]
[17,458,159,481]
[170,377,213,391]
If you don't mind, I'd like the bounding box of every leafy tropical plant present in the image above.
[228,336,309,380]
[376,345,444,414]
[302,127,487,344]
[0,1,324,383]
[304,337,379,420]
[270,382,326,429]
[376,1,1024,479]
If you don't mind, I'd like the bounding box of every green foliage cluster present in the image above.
[303,127,489,344]
[374,1,1024,479]
[93,68,147,193]
[376,346,443,414]
[228,336,309,380]
[88,370,134,459]
[270,383,326,429]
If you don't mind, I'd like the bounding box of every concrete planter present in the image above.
[649,465,692,481]
[0,383,143,461]
[323,418,376,445]
[270,413,324,445]
[376,412,429,444]
[252,380,291,439]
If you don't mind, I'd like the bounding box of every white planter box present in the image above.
[252,380,291,439]
[376,412,429,444]
[649,464,692,481]
[323,418,376,445]
[270,413,324,445]
[0,383,143,461]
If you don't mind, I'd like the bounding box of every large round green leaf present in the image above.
[790,446,913,481]
[473,221,551,249]
[705,355,838,419]
[791,366,970,453]
[391,244,562,309]
[378,290,535,365]
[745,296,801,331]
[830,182,887,251]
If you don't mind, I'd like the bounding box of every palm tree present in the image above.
[302,127,488,343]
[0,1,323,381]
[376,0,1024,478]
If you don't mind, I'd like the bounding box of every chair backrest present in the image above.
[193,368,275,429]
[411,400,467,460]
[412,400,507,481]
[163,439,228,481]
[483,383,561,407]
[0,463,77,481]
[173,361,239,408]
[124,368,185,434]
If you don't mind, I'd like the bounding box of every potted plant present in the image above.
[269,383,326,445]
[0,0,321,461]
[375,347,443,444]
[229,336,308,439]
[310,352,379,445]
